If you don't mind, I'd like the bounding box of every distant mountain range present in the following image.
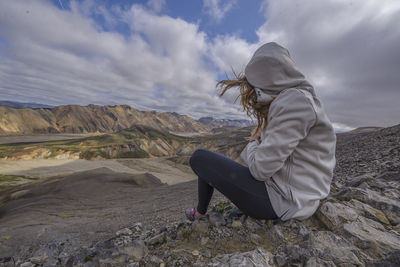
[0,103,255,136]
[0,100,54,109]
[198,116,256,128]
[0,101,382,137]
[0,104,211,136]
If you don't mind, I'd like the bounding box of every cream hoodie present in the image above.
[240,42,337,221]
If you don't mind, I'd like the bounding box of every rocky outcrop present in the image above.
[5,190,400,266]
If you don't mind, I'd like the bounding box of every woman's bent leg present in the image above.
[197,176,213,214]
[189,148,278,220]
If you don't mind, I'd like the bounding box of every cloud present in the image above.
[0,0,399,131]
[255,0,400,128]
[0,0,246,120]
[203,0,238,22]
[332,123,355,133]
[147,0,166,13]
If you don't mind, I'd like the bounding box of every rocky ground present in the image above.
[1,124,400,266]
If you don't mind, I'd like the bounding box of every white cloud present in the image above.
[0,0,246,121]
[147,0,166,13]
[203,0,238,22]
[0,0,399,129]
[332,123,355,134]
[255,0,400,128]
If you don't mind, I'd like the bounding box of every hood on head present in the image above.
[245,42,315,99]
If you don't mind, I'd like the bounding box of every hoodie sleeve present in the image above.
[242,90,317,181]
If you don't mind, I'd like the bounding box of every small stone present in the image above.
[200,237,209,246]
[273,254,286,266]
[118,240,148,261]
[250,233,262,245]
[305,257,336,267]
[116,228,133,236]
[192,220,209,234]
[231,220,242,229]
[208,212,226,227]
[29,255,48,265]
[149,255,163,264]
[146,232,166,246]
[192,250,200,256]
[84,260,100,267]
[298,225,311,237]
[202,250,212,258]
[244,217,262,232]
[20,263,35,267]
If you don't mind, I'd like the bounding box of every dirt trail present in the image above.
[0,165,224,257]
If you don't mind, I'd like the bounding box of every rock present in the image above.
[342,216,400,257]
[308,231,362,266]
[117,240,148,261]
[116,228,133,236]
[244,217,262,232]
[192,219,209,234]
[202,250,212,258]
[231,220,242,229]
[336,187,400,225]
[192,250,200,256]
[29,255,48,265]
[249,233,262,245]
[209,248,273,267]
[305,257,336,267]
[316,201,359,231]
[200,236,209,246]
[19,263,35,267]
[149,255,163,264]
[284,245,310,263]
[366,249,400,266]
[145,232,166,246]
[345,173,376,187]
[266,224,286,244]
[83,260,99,267]
[345,199,391,225]
[273,254,287,266]
[208,212,226,227]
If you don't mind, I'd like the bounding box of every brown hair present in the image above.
[217,72,271,139]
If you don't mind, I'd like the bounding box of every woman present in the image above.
[186,42,336,222]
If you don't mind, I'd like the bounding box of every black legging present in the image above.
[189,148,279,220]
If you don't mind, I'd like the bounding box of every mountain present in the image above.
[336,126,384,142]
[0,100,54,109]
[0,104,210,136]
[198,116,256,128]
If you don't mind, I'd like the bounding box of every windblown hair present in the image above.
[217,72,271,139]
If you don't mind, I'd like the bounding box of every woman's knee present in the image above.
[189,148,210,168]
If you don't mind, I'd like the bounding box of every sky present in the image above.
[0,0,399,132]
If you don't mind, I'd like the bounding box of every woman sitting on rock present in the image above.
[186,42,337,222]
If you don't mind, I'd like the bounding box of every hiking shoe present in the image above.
[185,207,198,221]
